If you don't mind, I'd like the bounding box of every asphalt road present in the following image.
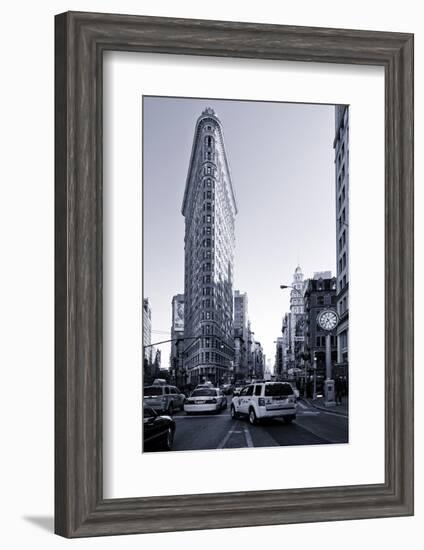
[170,399,348,452]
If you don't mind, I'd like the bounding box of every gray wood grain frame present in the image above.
[55,11,414,538]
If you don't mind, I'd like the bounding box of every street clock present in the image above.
[317,309,339,331]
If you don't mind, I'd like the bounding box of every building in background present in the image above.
[288,266,306,372]
[233,290,249,381]
[143,298,161,384]
[303,273,337,394]
[281,312,291,376]
[170,293,185,386]
[252,341,264,379]
[143,298,152,365]
[153,348,162,372]
[274,337,284,378]
[181,108,237,386]
[334,105,349,378]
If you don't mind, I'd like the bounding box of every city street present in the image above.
[170,399,348,452]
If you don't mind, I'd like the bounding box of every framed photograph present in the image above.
[55,11,414,537]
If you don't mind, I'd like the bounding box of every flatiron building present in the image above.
[181,108,237,386]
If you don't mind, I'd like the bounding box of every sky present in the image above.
[143,96,337,368]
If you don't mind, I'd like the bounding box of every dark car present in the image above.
[143,405,176,451]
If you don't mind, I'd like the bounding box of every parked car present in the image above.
[143,384,185,414]
[231,381,296,425]
[220,383,233,395]
[184,387,227,414]
[143,405,176,451]
[194,381,214,390]
[232,383,246,397]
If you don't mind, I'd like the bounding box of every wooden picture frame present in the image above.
[55,11,414,537]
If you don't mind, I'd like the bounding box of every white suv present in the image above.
[231,382,296,425]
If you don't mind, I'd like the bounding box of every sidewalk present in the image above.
[303,396,349,417]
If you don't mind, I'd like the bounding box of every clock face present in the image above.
[318,309,339,331]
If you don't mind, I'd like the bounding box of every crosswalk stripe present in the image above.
[243,426,254,448]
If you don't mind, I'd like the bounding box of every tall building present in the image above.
[181,108,237,386]
[281,312,291,374]
[246,320,255,379]
[233,290,249,381]
[334,105,349,376]
[170,293,185,385]
[289,266,306,369]
[303,273,338,391]
[274,337,284,377]
[143,298,152,363]
[252,341,264,379]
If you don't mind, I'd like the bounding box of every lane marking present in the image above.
[174,414,231,419]
[243,426,254,448]
[217,422,240,449]
[297,401,307,410]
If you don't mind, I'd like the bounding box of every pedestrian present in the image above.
[335,376,343,405]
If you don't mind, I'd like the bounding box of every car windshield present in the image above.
[264,383,293,397]
[144,386,163,396]
[191,389,217,397]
